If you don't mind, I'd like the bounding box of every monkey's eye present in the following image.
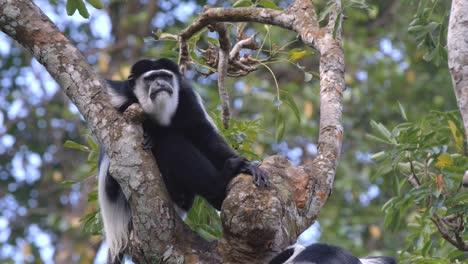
[144,75,157,82]
[144,72,173,82]
[155,72,173,80]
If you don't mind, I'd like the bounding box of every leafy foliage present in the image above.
[65,0,102,18]
[371,109,467,263]
[185,197,223,240]
[64,135,100,235]
[407,0,448,66]
[211,110,264,160]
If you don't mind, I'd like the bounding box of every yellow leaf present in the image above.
[448,120,464,153]
[304,101,313,119]
[290,50,308,61]
[52,171,63,182]
[98,54,109,74]
[369,224,381,239]
[405,70,415,83]
[435,153,453,169]
[22,243,32,256]
[113,65,131,80]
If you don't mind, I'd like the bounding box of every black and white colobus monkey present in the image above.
[269,243,397,264]
[98,58,269,263]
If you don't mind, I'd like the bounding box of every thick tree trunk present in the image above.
[448,0,468,144]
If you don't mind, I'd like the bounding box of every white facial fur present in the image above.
[133,70,179,126]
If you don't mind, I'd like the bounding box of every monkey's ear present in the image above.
[127,74,135,88]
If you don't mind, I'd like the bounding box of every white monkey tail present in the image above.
[98,153,131,263]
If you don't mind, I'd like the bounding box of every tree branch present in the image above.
[211,23,231,129]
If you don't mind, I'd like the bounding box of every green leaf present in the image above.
[88,150,98,164]
[195,228,219,241]
[76,0,90,18]
[66,0,78,16]
[366,134,392,145]
[205,37,218,45]
[281,91,301,122]
[60,180,77,188]
[233,0,252,7]
[275,114,286,142]
[447,204,468,215]
[80,210,102,235]
[318,2,336,23]
[333,12,342,39]
[383,209,401,230]
[257,0,282,10]
[370,120,394,143]
[371,151,388,162]
[382,197,399,212]
[348,0,369,9]
[445,191,468,205]
[86,0,103,9]
[64,140,90,152]
[88,190,98,202]
[392,174,400,196]
[397,101,408,121]
[86,135,98,151]
[422,240,432,256]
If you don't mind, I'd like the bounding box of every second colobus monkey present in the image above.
[269,243,397,264]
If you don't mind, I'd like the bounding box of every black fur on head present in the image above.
[128,58,181,88]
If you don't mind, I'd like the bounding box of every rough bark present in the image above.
[448,0,468,146]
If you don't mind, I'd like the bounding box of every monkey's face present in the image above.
[134,69,179,126]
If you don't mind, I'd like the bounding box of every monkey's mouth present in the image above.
[150,88,173,100]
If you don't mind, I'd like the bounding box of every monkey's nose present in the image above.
[150,91,157,100]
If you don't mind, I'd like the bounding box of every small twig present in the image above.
[229,33,258,61]
[178,41,189,74]
[211,23,231,129]
[407,159,422,188]
[236,23,248,41]
[431,214,468,251]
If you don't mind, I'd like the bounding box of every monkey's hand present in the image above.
[123,103,146,123]
[225,157,269,187]
[244,162,269,187]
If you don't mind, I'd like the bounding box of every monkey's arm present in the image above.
[193,121,269,187]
